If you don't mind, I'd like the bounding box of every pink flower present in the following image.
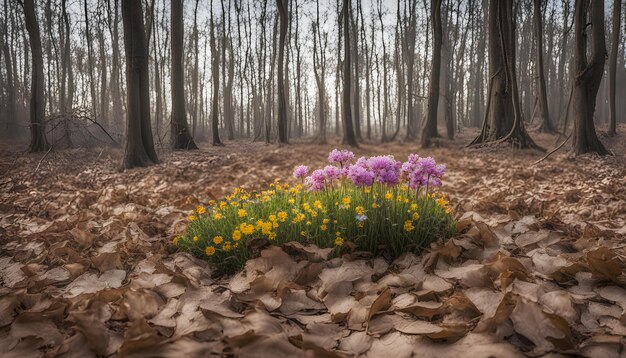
[328,149,355,165]
[293,165,309,179]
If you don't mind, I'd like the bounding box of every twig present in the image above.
[34,146,53,173]
[532,133,571,166]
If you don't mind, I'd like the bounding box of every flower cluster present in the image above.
[300,150,446,193]
[177,150,454,274]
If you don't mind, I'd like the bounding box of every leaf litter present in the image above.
[0,139,625,357]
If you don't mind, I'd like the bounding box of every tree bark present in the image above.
[276,0,288,144]
[607,0,622,136]
[170,0,197,149]
[121,0,159,168]
[570,0,610,155]
[421,0,442,148]
[534,0,556,132]
[23,0,49,152]
[210,0,223,146]
[342,0,358,147]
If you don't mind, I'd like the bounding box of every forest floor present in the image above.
[1,128,625,357]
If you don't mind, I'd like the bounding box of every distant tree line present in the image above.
[1,0,624,167]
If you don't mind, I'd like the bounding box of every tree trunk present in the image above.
[421,0,442,148]
[23,0,49,152]
[570,0,610,155]
[210,1,223,146]
[607,0,622,136]
[121,0,159,168]
[534,0,556,132]
[342,0,358,147]
[170,0,197,149]
[470,0,541,150]
[84,0,98,121]
[276,0,288,144]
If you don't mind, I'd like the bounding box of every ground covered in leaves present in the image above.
[1,131,625,357]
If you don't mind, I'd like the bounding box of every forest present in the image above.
[0,0,625,357]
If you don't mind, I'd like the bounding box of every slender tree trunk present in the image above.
[534,0,556,132]
[23,0,49,152]
[570,0,610,155]
[607,0,621,136]
[276,0,288,144]
[170,0,197,149]
[84,0,98,121]
[421,0,442,147]
[342,0,358,147]
[210,1,223,146]
[121,0,159,168]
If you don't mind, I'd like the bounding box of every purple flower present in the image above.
[293,165,309,179]
[346,164,375,187]
[306,169,326,192]
[323,165,342,181]
[328,149,355,165]
[366,155,401,185]
[356,214,368,222]
[403,155,446,190]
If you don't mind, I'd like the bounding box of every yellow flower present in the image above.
[213,213,223,220]
[372,202,379,209]
[410,203,418,211]
[412,212,420,221]
[355,206,365,215]
[261,222,273,235]
[320,224,327,231]
[213,236,223,244]
[222,242,232,251]
[404,198,409,204]
[219,201,227,209]
[336,231,342,237]
[268,232,276,240]
[396,195,403,202]
[333,220,338,224]
[238,209,247,218]
[288,198,295,205]
[342,197,351,206]
[292,213,306,223]
[241,224,255,235]
[277,211,288,222]
[323,218,330,224]
[193,236,199,243]
[205,246,216,256]
[404,220,415,232]
[232,230,242,241]
[313,200,323,209]
[269,214,277,222]
[306,221,312,226]
[335,237,344,247]
[385,192,393,200]
[196,206,206,215]
[364,187,371,193]
[173,236,180,245]
[230,201,239,207]
[300,231,306,237]
[188,215,197,221]
[303,202,311,211]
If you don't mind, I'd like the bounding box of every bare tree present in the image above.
[342,0,358,147]
[607,0,622,137]
[570,0,610,155]
[276,0,288,144]
[210,0,223,146]
[421,0,442,148]
[170,0,197,149]
[121,0,158,168]
[534,0,556,133]
[22,0,49,152]
[470,0,541,150]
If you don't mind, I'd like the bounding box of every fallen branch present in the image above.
[34,146,53,173]
[532,133,571,166]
